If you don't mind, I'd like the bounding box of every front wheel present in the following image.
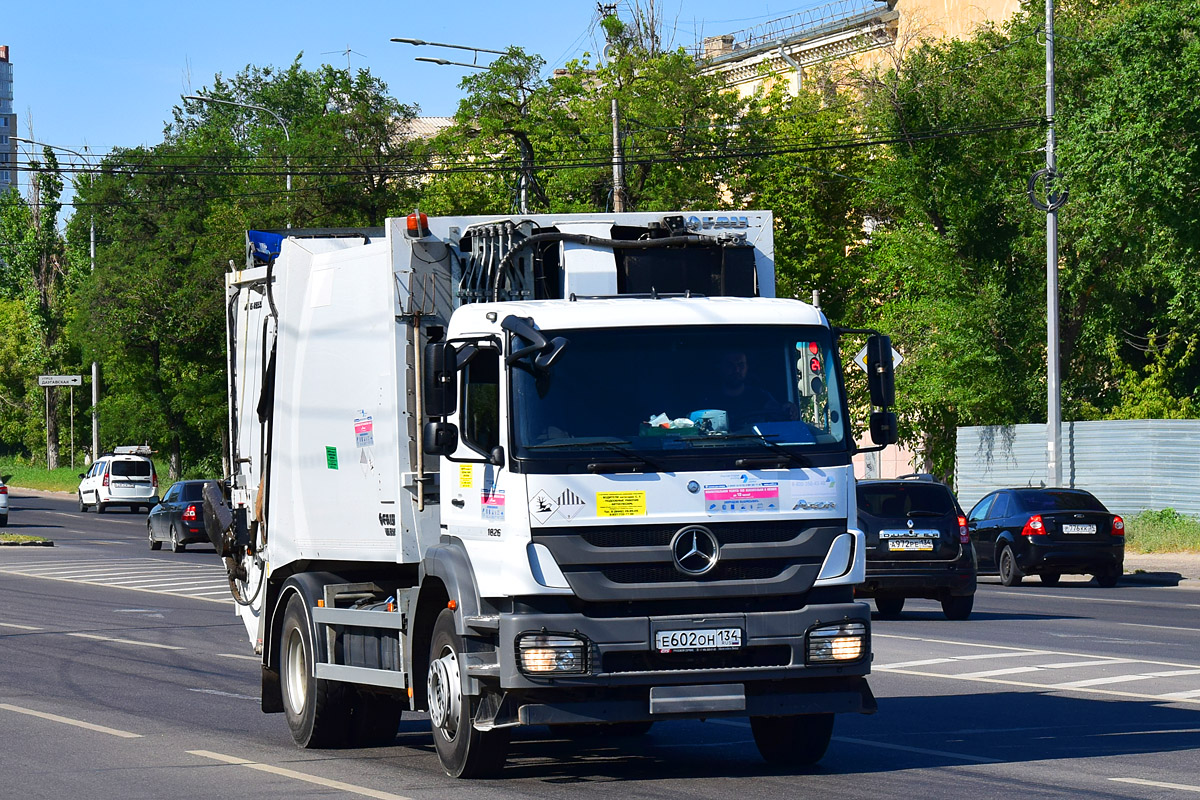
[428,608,509,778]
[750,713,833,766]
[998,544,1023,586]
[147,523,161,551]
[874,596,905,619]
[941,594,974,620]
[78,493,88,513]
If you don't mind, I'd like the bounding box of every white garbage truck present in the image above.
[209,210,898,777]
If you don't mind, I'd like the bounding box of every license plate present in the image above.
[888,539,934,551]
[655,627,742,653]
[1062,524,1097,534]
[114,481,135,488]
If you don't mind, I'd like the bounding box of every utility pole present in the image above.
[1028,0,1067,488]
[611,98,625,212]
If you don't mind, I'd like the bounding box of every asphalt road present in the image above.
[2,490,1199,799]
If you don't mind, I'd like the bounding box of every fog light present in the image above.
[807,622,867,664]
[517,633,587,675]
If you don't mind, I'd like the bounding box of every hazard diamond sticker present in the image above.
[529,490,557,525]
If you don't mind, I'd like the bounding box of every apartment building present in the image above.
[0,46,14,192]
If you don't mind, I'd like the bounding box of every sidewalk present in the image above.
[1122,552,1200,588]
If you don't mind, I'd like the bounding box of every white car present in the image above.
[78,446,160,513]
[0,476,8,527]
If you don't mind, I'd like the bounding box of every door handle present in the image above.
[451,498,465,508]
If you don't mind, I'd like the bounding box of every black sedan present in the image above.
[966,488,1124,587]
[148,480,214,552]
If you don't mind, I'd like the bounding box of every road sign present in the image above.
[38,374,83,387]
[853,345,903,374]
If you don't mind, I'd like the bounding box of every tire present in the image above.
[280,593,352,748]
[751,713,834,766]
[148,523,161,551]
[97,502,108,514]
[0,513,7,528]
[874,596,905,619]
[78,493,88,513]
[998,544,1023,586]
[941,594,974,620]
[1039,573,1061,586]
[1095,569,1119,588]
[428,608,509,778]
[557,721,654,739]
[170,525,186,553]
[348,690,405,747]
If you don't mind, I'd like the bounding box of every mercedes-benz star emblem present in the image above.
[671,526,720,576]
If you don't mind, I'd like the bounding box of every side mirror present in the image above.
[78,473,86,479]
[424,342,458,417]
[866,334,896,409]
[870,410,898,446]
[423,421,459,456]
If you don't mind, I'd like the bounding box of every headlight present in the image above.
[807,622,867,664]
[516,633,588,675]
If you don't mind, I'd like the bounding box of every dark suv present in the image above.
[856,475,977,620]
[966,488,1124,587]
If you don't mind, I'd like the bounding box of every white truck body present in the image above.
[218,211,888,777]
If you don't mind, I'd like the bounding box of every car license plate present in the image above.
[888,539,934,551]
[114,481,135,488]
[655,628,741,653]
[1062,524,1097,534]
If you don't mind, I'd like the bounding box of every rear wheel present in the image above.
[147,523,161,551]
[97,502,108,514]
[170,525,185,553]
[874,596,905,619]
[751,713,833,765]
[1039,573,1061,586]
[1095,569,1120,588]
[998,544,1023,586]
[941,594,974,620]
[428,608,509,778]
[348,690,405,746]
[280,593,352,748]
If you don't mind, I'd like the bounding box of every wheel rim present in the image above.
[1000,548,1013,581]
[427,644,462,739]
[148,525,154,543]
[284,628,308,714]
[171,527,178,547]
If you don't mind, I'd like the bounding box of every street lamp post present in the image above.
[183,94,292,227]
[14,136,100,464]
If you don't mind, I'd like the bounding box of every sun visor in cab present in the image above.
[617,244,757,297]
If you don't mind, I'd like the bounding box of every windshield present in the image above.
[511,325,847,465]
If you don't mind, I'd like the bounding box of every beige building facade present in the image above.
[702,0,1022,99]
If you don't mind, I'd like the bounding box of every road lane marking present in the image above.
[0,703,141,738]
[188,750,413,800]
[1160,689,1200,700]
[67,632,184,650]
[0,622,42,630]
[1053,669,1200,689]
[706,720,1000,763]
[956,666,1046,679]
[875,651,1050,670]
[983,590,1200,610]
[187,688,258,701]
[217,653,260,661]
[1111,778,1200,794]
[873,658,956,669]
[1037,659,1136,669]
[874,633,1200,670]
[1118,622,1198,632]
[876,666,1200,706]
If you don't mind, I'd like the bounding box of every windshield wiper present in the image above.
[693,432,812,469]
[524,438,660,473]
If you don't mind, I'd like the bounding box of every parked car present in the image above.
[78,446,159,513]
[855,475,977,620]
[0,476,9,527]
[148,480,214,552]
[966,487,1124,587]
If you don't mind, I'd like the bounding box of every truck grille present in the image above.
[532,520,842,602]
[603,645,792,674]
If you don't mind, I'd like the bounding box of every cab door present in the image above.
[968,493,998,568]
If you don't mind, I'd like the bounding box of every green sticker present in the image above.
[326,446,338,470]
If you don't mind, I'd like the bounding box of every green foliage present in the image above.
[1125,508,1200,553]
[0,458,86,492]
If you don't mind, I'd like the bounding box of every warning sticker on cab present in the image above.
[596,491,646,517]
[704,483,780,514]
[459,464,474,489]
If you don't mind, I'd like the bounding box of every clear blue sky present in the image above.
[5,1,828,209]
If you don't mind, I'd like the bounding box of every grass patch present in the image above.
[1124,508,1200,553]
[0,460,83,493]
[0,533,50,544]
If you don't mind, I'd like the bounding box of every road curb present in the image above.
[0,540,55,547]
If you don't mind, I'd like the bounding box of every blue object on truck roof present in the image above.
[247,230,286,267]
